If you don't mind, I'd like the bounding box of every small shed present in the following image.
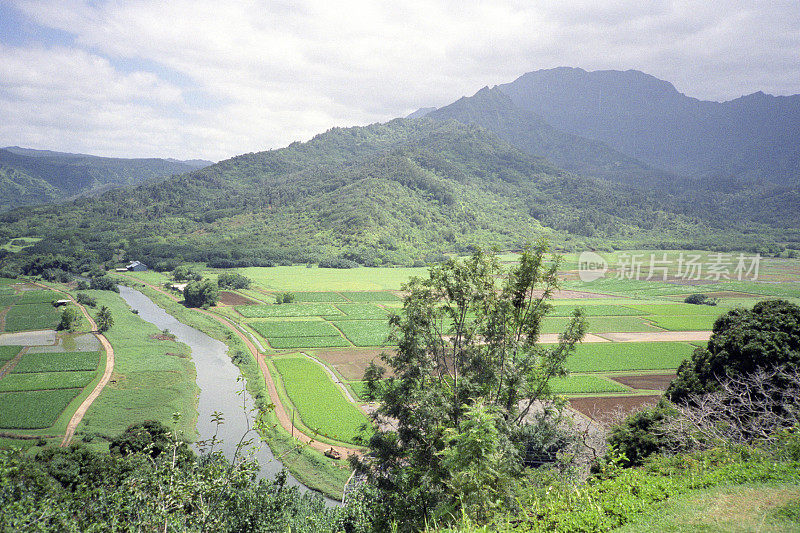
[126,261,148,272]
[54,299,71,307]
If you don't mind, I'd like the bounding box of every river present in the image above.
[116,285,333,500]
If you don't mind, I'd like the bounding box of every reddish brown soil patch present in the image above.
[217,291,259,306]
[569,395,660,424]
[314,348,393,381]
[609,373,676,391]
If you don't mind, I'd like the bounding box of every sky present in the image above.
[1,1,799,162]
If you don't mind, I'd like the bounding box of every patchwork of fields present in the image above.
[0,283,104,434]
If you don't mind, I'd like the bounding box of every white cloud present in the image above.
[2,0,799,160]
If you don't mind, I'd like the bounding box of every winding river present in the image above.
[117,285,326,498]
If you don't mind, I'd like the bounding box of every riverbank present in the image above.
[115,277,351,500]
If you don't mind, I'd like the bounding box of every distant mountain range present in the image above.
[0,146,213,211]
[1,67,798,269]
[495,67,800,184]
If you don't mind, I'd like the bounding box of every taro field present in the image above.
[0,280,104,435]
[196,254,800,425]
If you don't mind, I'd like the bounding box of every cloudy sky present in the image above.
[1,1,799,161]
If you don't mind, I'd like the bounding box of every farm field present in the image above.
[272,354,370,445]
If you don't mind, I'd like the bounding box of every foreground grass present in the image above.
[434,447,800,532]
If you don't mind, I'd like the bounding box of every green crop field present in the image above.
[0,294,18,307]
[340,291,401,302]
[0,388,82,429]
[549,374,631,394]
[272,356,369,444]
[4,302,62,332]
[333,320,394,347]
[268,336,350,349]
[550,304,641,317]
[236,303,343,318]
[13,351,100,373]
[540,316,662,334]
[0,346,21,362]
[622,303,725,316]
[15,290,61,304]
[333,303,391,320]
[290,292,348,302]
[250,320,342,338]
[0,370,96,392]
[650,315,720,331]
[567,342,695,372]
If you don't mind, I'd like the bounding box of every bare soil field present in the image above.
[599,331,711,342]
[314,348,388,381]
[609,373,675,391]
[217,291,259,306]
[569,395,661,424]
[0,330,56,346]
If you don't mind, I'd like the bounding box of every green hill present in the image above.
[0,147,212,210]
[0,118,787,270]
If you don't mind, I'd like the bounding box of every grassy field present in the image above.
[288,291,348,302]
[567,342,695,372]
[12,351,100,373]
[233,265,427,291]
[0,345,21,363]
[77,289,197,440]
[540,316,661,334]
[339,291,401,302]
[650,314,720,331]
[272,355,370,445]
[0,388,83,429]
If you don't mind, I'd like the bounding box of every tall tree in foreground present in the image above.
[96,305,113,333]
[354,244,587,527]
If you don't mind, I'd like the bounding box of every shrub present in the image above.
[217,272,251,290]
[684,293,717,305]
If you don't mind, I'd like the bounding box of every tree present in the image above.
[667,299,800,403]
[57,306,80,331]
[173,264,202,282]
[96,305,113,333]
[217,272,251,289]
[354,245,586,526]
[183,279,218,308]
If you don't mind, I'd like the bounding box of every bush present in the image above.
[76,292,97,308]
[89,275,118,292]
[275,292,295,304]
[183,279,218,308]
[684,293,717,306]
[217,272,251,290]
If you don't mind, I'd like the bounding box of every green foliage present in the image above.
[273,356,369,444]
[57,306,80,331]
[603,402,678,468]
[0,388,82,428]
[109,420,190,460]
[289,291,347,302]
[183,279,218,308]
[684,293,718,305]
[667,299,800,402]
[96,305,113,332]
[0,440,364,531]
[356,245,587,527]
[275,291,295,304]
[76,292,97,307]
[173,264,203,281]
[216,271,251,289]
[89,274,119,292]
[13,351,100,373]
[4,301,61,332]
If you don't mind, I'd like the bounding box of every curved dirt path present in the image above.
[120,275,358,457]
[29,284,116,447]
